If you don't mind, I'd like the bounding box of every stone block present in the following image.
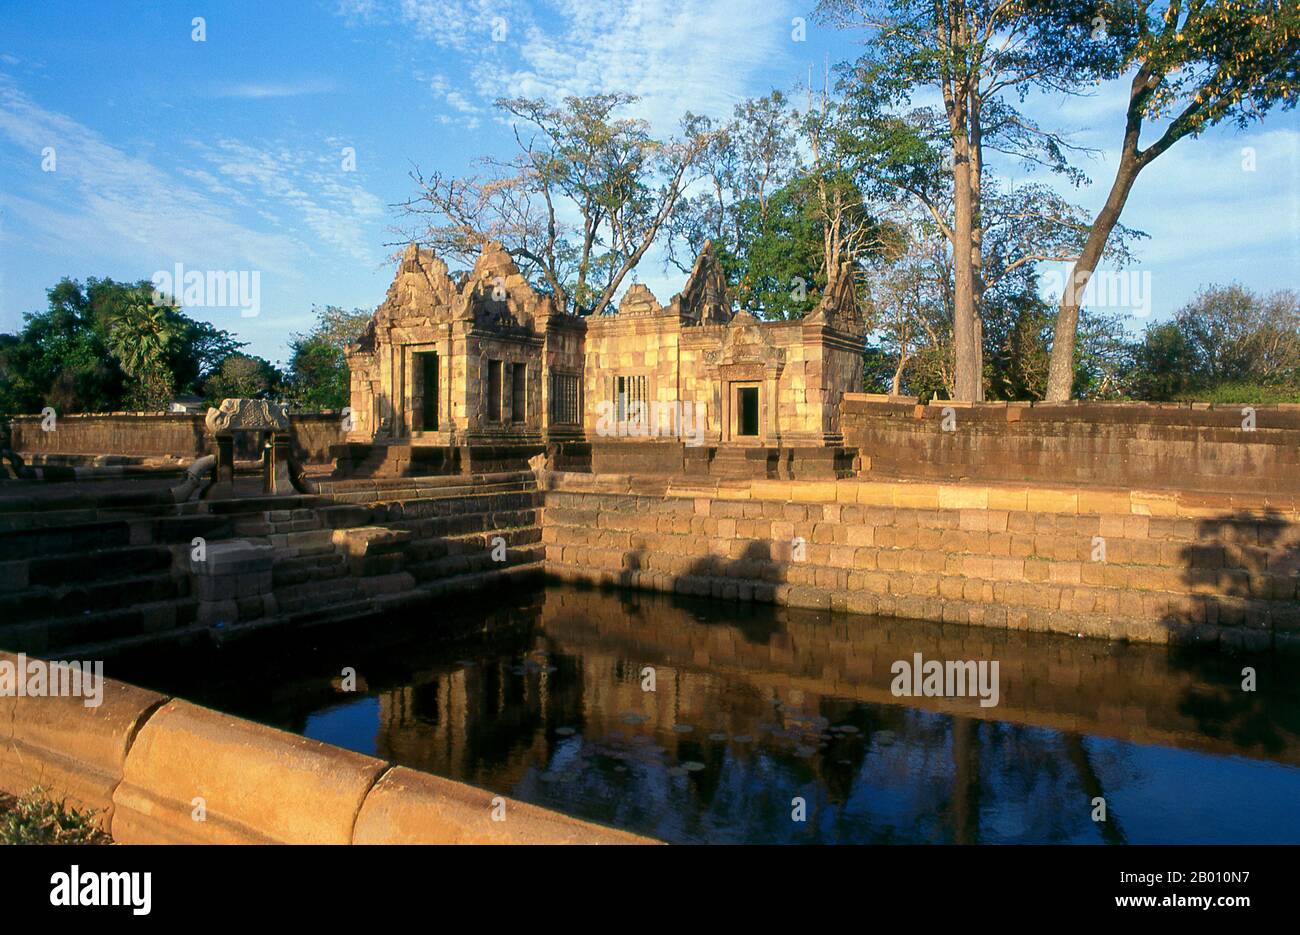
[0,656,166,831]
[353,766,652,844]
[113,700,387,844]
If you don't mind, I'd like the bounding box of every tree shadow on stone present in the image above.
[1163,510,1300,757]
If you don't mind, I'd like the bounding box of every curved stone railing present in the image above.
[0,651,652,845]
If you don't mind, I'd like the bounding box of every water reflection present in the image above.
[115,585,1300,844]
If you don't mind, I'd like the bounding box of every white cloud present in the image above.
[184,137,387,265]
[213,79,339,99]
[345,0,797,134]
[0,82,302,278]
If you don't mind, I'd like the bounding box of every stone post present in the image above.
[191,539,275,627]
[264,433,293,495]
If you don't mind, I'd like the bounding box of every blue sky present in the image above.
[0,0,1296,366]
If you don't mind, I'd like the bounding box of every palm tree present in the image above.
[108,294,177,410]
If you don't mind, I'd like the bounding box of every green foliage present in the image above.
[1176,381,1300,405]
[204,353,283,402]
[286,305,372,410]
[108,296,179,410]
[725,181,826,320]
[1128,284,1299,400]
[1088,0,1300,143]
[0,277,242,414]
[0,788,111,845]
[668,90,882,321]
[1129,321,1198,399]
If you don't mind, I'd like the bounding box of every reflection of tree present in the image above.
[1063,733,1126,845]
[1166,512,1300,756]
[951,717,981,844]
[111,580,1299,843]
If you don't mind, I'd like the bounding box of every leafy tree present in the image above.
[402,94,718,316]
[820,0,1112,400]
[286,305,372,410]
[724,180,827,320]
[0,279,122,413]
[1128,284,1300,398]
[1043,0,1300,399]
[668,89,884,320]
[1129,320,1198,399]
[668,91,798,274]
[0,277,242,414]
[204,353,283,402]
[1175,283,1300,384]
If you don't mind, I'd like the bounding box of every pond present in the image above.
[110,585,1300,844]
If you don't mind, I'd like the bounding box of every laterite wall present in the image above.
[5,411,346,464]
[542,474,1300,652]
[841,395,1300,494]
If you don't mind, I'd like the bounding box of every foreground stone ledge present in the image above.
[0,651,165,829]
[353,766,654,844]
[113,699,388,844]
[0,659,653,844]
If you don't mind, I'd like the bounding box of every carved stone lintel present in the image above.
[205,398,291,435]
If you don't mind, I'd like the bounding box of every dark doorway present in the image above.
[486,359,502,422]
[737,386,759,437]
[511,363,526,423]
[416,351,439,431]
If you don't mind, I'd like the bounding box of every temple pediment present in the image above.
[806,261,866,336]
[366,241,550,334]
[703,312,785,375]
[668,240,733,325]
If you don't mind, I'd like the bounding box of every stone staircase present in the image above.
[330,442,463,480]
[0,469,544,658]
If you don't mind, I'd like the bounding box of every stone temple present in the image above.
[341,240,867,478]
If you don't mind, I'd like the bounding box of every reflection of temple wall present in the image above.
[536,588,1300,765]
[362,584,1300,781]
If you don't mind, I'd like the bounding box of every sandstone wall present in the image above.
[841,396,1300,494]
[541,474,1300,652]
[5,411,346,464]
[8,413,206,460]
[290,411,347,463]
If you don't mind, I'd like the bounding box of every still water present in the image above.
[114,585,1300,844]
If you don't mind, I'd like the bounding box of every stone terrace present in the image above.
[0,471,542,658]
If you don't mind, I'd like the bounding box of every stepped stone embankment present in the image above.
[0,470,543,658]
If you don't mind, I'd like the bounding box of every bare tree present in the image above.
[399,94,717,316]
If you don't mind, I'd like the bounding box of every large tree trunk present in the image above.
[969,91,986,401]
[951,142,981,401]
[1043,157,1143,400]
[1044,64,1160,401]
[891,354,906,395]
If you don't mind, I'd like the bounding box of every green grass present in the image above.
[0,787,112,845]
